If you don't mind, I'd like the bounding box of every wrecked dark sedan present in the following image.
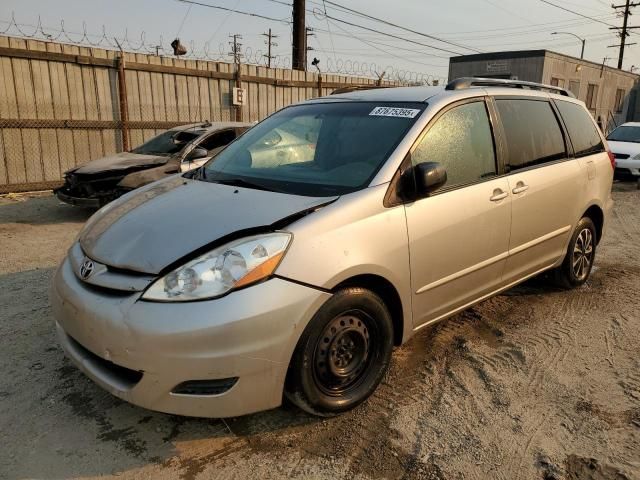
[54,121,252,207]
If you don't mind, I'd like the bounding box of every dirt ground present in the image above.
[0,183,638,480]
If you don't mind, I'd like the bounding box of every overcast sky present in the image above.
[2,0,638,82]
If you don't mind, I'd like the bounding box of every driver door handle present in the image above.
[512,181,529,194]
[490,189,509,202]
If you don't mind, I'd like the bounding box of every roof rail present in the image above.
[445,77,574,98]
[330,85,390,95]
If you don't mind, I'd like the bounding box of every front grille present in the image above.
[70,243,156,293]
[614,153,630,160]
[171,378,238,396]
[67,334,143,388]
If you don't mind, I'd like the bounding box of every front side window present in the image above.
[496,99,566,171]
[201,102,425,196]
[556,101,605,156]
[198,130,236,151]
[131,130,199,156]
[412,101,496,189]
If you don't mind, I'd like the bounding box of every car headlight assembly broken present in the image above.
[143,233,292,301]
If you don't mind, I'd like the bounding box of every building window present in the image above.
[569,80,581,98]
[550,77,564,88]
[586,84,598,110]
[614,88,625,113]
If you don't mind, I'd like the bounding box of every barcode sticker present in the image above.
[369,106,421,118]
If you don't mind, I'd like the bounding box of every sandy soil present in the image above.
[0,184,638,480]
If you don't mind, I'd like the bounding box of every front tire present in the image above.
[553,217,597,288]
[285,287,394,417]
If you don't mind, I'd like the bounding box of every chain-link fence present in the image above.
[0,104,232,193]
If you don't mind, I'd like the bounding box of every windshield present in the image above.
[131,130,200,155]
[607,125,640,143]
[200,102,425,196]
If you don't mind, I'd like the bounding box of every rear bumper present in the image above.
[614,158,640,177]
[51,255,331,417]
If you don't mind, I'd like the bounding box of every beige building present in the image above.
[448,50,640,132]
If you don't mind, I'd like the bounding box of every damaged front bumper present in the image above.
[54,171,132,208]
[54,188,119,208]
[50,247,330,418]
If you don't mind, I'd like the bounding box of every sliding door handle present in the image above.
[512,181,529,194]
[490,190,509,202]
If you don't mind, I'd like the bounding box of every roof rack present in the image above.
[330,85,390,95]
[445,77,574,98]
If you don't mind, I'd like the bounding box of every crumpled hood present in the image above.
[607,140,640,157]
[71,152,170,175]
[79,176,336,274]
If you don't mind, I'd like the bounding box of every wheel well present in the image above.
[583,205,604,244]
[333,274,404,346]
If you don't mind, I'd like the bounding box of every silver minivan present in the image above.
[51,78,614,418]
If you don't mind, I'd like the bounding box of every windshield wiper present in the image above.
[211,177,280,193]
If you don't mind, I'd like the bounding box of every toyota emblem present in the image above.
[80,259,94,279]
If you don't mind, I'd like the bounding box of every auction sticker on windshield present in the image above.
[369,106,421,118]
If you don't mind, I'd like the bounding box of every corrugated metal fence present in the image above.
[0,35,401,193]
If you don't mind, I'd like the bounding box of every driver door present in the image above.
[404,98,512,327]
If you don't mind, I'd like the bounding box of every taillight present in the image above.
[607,151,615,169]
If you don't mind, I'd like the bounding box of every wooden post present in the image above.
[116,55,130,151]
[317,74,322,98]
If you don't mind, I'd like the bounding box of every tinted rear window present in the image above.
[496,99,566,171]
[555,100,605,157]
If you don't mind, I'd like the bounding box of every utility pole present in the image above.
[305,27,315,69]
[229,34,243,122]
[610,1,640,69]
[292,0,306,71]
[229,34,243,65]
[262,28,278,68]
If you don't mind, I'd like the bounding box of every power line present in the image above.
[324,17,449,70]
[176,0,291,24]
[537,0,618,28]
[321,0,338,66]
[478,0,534,25]
[310,24,450,59]
[205,0,242,44]
[432,14,618,36]
[320,12,466,56]
[175,4,192,38]
[321,0,482,53]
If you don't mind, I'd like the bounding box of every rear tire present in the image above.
[285,287,394,417]
[553,217,597,289]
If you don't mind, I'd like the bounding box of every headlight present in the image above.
[142,232,291,301]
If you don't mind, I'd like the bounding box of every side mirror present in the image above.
[415,162,447,195]
[186,147,208,161]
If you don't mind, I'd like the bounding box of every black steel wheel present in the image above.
[285,288,394,416]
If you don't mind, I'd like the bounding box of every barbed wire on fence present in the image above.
[0,13,447,84]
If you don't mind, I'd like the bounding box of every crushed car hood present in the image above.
[79,176,336,274]
[72,152,170,175]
